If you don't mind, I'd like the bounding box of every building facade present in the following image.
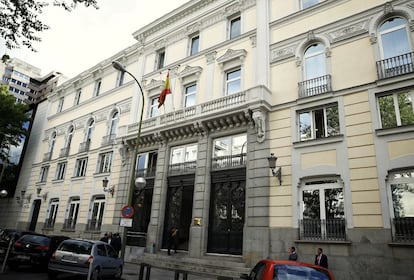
[0,0,413,279]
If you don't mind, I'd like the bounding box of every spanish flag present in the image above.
[158,72,172,108]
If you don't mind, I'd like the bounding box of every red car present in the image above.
[241,259,334,280]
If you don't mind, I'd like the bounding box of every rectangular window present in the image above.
[57,97,64,113]
[97,152,113,173]
[170,144,198,164]
[136,151,158,177]
[213,134,247,168]
[156,49,165,70]
[229,16,241,39]
[94,79,102,97]
[226,68,241,95]
[46,200,59,228]
[190,34,199,56]
[65,198,80,229]
[74,157,88,177]
[55,162,67,180]
[299,103,340,141]
[378,91,414,129]
[74,89,81,105]
[116,71,124,87]
[89,197,105,231]
[301,0,321,9]
[149,97,159,117]
[39,166,49,182]
[184,84,197,107]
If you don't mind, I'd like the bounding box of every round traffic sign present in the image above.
[121,205,134,218]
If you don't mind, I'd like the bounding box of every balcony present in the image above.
[212,153,246,170]
[168,161,197,176]
[136,168,156,178]
[62,218,76,230]
[78,140,90,153]
[43,218,55,230]
[59,147,69,158]
[391,217,414,243]
[43,152,52,162]
[298,75,332,98]
[299,218,346,241]
[101,134,116,146]
[376,52,414,79]
[85,218,102,231]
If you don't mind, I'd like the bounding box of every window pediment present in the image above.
[144,79,164,92]
[216,49,247,69]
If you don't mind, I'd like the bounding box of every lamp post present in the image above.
[112,61,146,259]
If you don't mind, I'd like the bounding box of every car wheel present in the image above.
[48,270,58,280]
[91,268,101,280]
[114,265,123,279]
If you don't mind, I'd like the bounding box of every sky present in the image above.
[1,0,189,80]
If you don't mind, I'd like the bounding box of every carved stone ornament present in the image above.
[271,45,296,63]
[144,79,164,91]
[206,51,217,64]
[178,65,203,80]
[384,2,394,14]
[118,141,129,166]
[216,49,247,68]
[252,110,265,143]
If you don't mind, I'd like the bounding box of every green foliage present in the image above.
[0,0,99,51]
[0,86,30,161]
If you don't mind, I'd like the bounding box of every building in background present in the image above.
[0,1,413,279]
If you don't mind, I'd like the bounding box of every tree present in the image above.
[0,85,30,162]
[0,0,99,51]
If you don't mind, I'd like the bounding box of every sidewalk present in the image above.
[123,262,217,280]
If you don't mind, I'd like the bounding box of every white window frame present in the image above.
[55,162,67,180]
[225,68,241,95]
[213,134,247,158]
[93,79,102,97]
[377,91,414,128]
[229,15,241,39]
[46,200,59,227]
[86,119,94,142]
[90,197,105,228]
[170,144,198,164]
[116,70,125,87]
[184,83,197,108]
[149,97,159,117]
[301,0,322,9]
[57,97,64,113]
[156,48,166,70]
[387,170,414,218]
[74,157,88,177]
[304,43,326,81]
[39,166,49,182]
[109,111,119,136]
[378,17,412,60]
[189,33,200,56]
[97,152,113,174]
[74,89,81,105]
[66,198,80,229]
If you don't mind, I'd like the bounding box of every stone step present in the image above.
[132,253,251,279]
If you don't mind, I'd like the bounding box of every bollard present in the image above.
[1,237,14,274]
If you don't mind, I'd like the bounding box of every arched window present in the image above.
[304,43,326,80]
[86,119,94,142]
[379,17,411,59]
[109,111,119,136]
[49,132,56,154]
[66,126,74,149]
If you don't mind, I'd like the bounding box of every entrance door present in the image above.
[208,179,245,255]
[162,180,194,251]
[29,200,41,231]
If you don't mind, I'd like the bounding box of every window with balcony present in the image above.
[229,15,241,39]
[149,97,159,117]
[61,126,73,157]
[55,162,66,180]
[44,199,59,229]
[212,134,246,169]
[87,196,105,231]
[299,43,331,98]
[64,197,80,230]
[156,48,166,70]
[226,68,241,95]
[93,79,102,97]
[136,151,158,178]
[298,103,340,141]
[44,132,56,161]
[184,84,196,108]
[378,91,414,129]
[377,17,413,79]
[168,144,197,175]
[74,89,81,105]
[97,152,112,174]
[189,33,199,56]
[389,170,414,242]
[299,179,346,241]
[39,166,49,183]
[80,119,94,152]
[74,157,88,177]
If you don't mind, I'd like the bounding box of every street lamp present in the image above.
[112,61,146,259]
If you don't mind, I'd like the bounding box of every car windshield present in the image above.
[58,240,92,254]
[273,264,330,280]
[19,235,50,245]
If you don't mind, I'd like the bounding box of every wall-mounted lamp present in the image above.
[102,177,115,197]
[267,153,282,185]
[0,189,8,198]
[16,190,31,204]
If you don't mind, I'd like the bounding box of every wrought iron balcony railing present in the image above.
[168,161,197,176]
[298,75,332,98]
[391,217,414,243]
[78,140,91,153]
[85,218,102,231]
[43,218,55,230]
[299,218,346,241]
[212,153,247,170]
[376,52,414,79]
[101,134,116,146]
[59,147,70,158]
[62,218,77,230]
